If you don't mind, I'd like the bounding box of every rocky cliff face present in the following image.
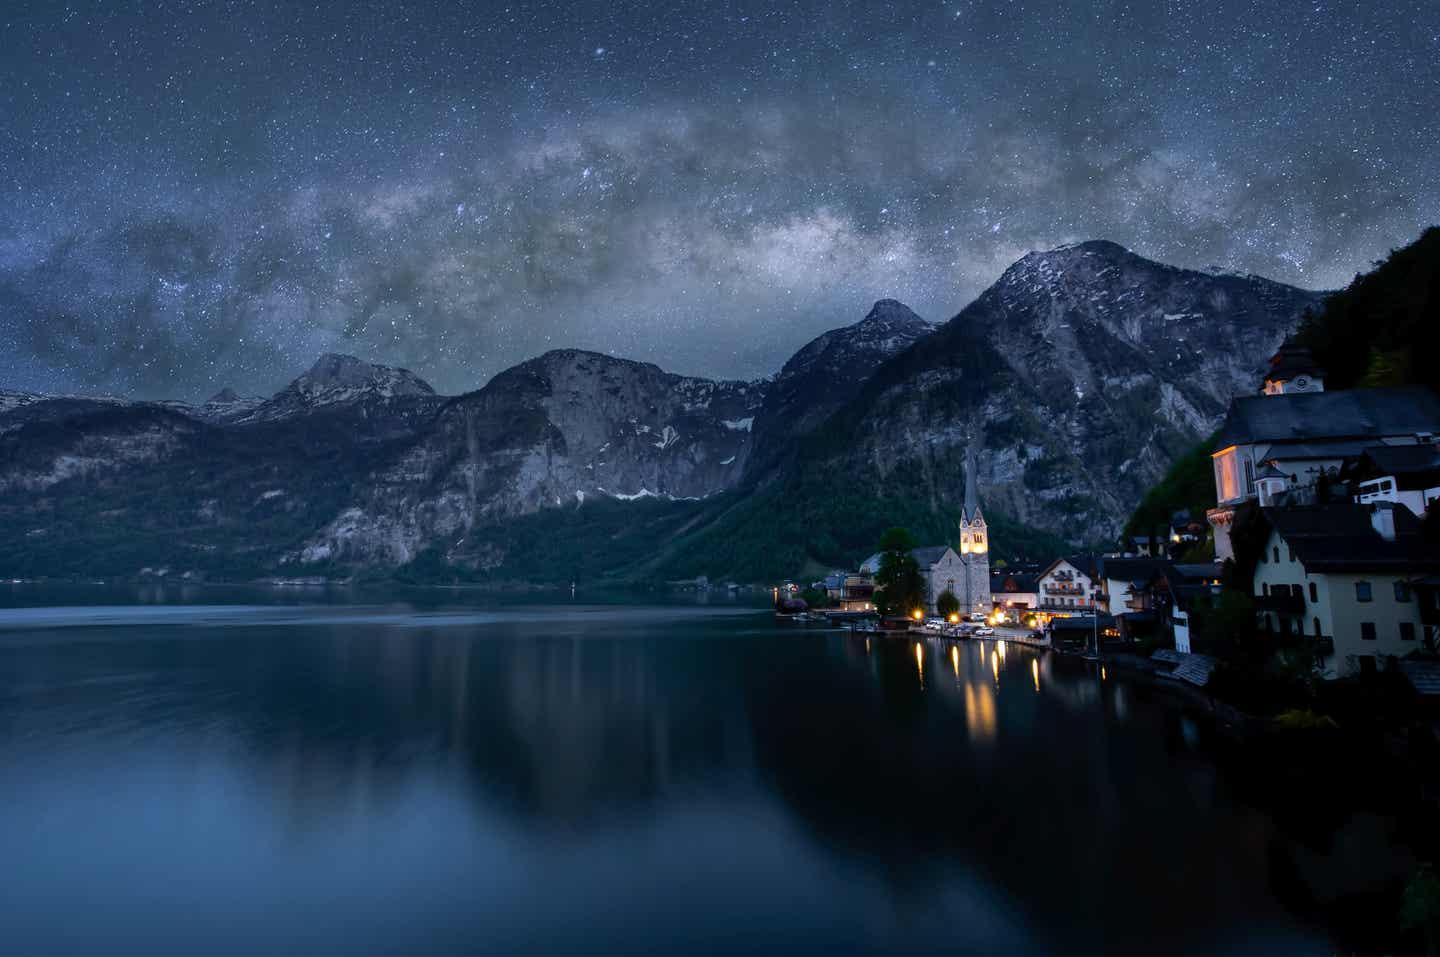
[294,350,764,567]
[802,240,1325,545]
[0,240,1326,579]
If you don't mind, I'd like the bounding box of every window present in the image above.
[1360,622,1377,641]
[1356,581,1373,603]
[1262,583,1270,596]
[1309,582,1318,602]
[1260,549,1268,564]
[1401,622,1417,642]
[1273,546,1281,563]
[1313,617,1322,636]
[1288,547,1295,562]
[1395,582,1411,602]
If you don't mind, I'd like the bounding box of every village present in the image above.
[774,338,1440,700]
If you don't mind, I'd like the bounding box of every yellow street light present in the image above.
[948,613,959,624]
[912,608,924,621]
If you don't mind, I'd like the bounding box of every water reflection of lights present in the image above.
[997,639,1006,661]
[1101,666,1107,681]
[950,645,960,679]
[914,641,924,686]
[991,650,999,683]
[1032,657,1040,693]
[964,682,997,743]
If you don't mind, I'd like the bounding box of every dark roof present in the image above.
[1356,443,1440,487]
[1171,563,1223,581]
[1039,554,1100,579]
[1213,386,1440,451]
[1265,503,1440,573]
[1097,557,1170,582]
[991,571,1039,592]
[910,546,954,567]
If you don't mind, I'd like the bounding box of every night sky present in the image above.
[3,0,1438,399]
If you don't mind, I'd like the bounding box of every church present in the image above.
[859,449,992,616]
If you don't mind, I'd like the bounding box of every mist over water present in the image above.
[0,592,1335,953]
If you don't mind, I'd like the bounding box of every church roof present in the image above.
[1213,386,1440,452]
[910,546,955,567]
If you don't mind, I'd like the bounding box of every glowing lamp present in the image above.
[912,608,924,621]
[948,613,959,624]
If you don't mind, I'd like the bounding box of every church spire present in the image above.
[963,446,983,522]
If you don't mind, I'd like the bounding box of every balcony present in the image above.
[1254,592,1305,614]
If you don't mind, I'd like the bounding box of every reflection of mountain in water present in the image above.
[0,608,1340,952]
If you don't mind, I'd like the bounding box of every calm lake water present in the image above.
[0,587,1354,953]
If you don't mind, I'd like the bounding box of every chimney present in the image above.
[1370,503,1396,542]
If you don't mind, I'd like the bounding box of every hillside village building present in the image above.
[1206,340,1440,561]
[1249,503,1440,678]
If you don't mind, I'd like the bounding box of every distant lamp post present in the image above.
[912,608,924,622]
[948,613,959,624]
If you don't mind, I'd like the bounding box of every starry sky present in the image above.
[3,0,1438,399]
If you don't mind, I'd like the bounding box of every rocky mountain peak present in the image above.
[291,353,435,398]
[860,298,927,327]
[207,387,240,403]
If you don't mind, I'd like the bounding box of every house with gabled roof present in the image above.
[1245,502,1440,678]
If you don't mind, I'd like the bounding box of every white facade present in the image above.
[1037,559,1096,615]
[1172,610,1192,653]
[1356,476,1440,518]
[1252,525,1424,678]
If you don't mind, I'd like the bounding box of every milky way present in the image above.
[3,0,1437,399]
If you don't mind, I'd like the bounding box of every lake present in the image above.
[0,588,1364,952]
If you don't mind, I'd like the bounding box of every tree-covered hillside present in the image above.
[1295,226,1440,392]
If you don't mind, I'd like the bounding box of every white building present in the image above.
[1036,556,1099,617]
[1250,502,1440,678]
[1207,384,1440,561]
[1352,444,1440,518]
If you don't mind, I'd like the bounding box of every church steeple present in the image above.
[963,446,983,524]
[958,445,990,614]
[959,447,987,557]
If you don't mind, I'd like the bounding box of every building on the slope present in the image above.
[1036,556,1100,618]
[1261,339,1326,395]
[1349,443,1440,518]
[1246,502,1440,678]
[1205,344,1440,561]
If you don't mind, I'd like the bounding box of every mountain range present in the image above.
[0,240,1324,583]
